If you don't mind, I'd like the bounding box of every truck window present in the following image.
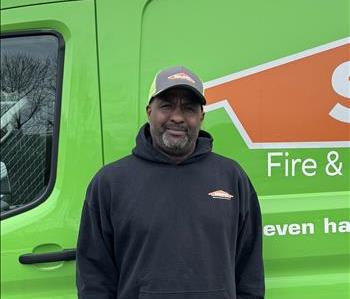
[0,34,61,216]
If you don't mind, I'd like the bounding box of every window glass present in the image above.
[0,34,60,215]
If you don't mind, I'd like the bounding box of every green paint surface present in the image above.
[1,0,349,298]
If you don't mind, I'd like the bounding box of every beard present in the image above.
[150,123,199,157]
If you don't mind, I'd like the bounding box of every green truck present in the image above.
[1,0,349,298]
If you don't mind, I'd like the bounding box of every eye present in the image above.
[159,103,172,109]
[184,105,198,113]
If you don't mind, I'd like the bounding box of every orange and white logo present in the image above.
[204,37,350,149]
[168,72,196,84]
[208,190,234,200]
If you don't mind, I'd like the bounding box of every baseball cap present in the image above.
[148,66,206,105]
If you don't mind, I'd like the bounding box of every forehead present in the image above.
[155,87,200,104]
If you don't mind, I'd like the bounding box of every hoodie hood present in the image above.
[132,123,213,165]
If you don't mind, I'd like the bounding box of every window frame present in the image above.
[0,30,64,220]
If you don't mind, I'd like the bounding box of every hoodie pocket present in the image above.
[139,288,228,299]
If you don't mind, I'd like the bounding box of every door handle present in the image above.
[19,248,76,264]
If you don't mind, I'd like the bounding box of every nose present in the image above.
[169,104,185,123]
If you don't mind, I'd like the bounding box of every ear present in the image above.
[200,111,205,122]
[146,104,152,119]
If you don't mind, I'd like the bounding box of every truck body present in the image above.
[1,0,349,298]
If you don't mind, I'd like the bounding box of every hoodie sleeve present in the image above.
[76,174,119,299]
[235,180,265,299]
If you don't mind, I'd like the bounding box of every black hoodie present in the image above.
[76,124,264,299]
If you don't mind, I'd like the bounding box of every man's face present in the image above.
[147,87,204,158]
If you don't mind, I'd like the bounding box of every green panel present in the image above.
[0,0,102,298]
[96,0,147,163]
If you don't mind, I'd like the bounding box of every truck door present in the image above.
[1,1,102,298]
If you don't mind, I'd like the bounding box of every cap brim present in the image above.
[151,84,206,105]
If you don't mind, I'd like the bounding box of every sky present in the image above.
[1,34,58,59]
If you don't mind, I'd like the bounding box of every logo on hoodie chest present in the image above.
[208,190,234,200]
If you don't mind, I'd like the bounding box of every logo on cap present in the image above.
[168,72,196,84]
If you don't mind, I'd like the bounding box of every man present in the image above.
[76,66,265,299]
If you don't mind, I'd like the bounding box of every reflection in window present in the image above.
[0,34,60,214]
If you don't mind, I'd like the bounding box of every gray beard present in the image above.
[161,130,193,156]
[150,125,197,157]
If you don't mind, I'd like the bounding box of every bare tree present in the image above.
[1,52,57,138]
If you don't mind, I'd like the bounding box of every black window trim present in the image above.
[1,30,64,220]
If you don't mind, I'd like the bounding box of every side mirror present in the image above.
[1,161,11,212]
